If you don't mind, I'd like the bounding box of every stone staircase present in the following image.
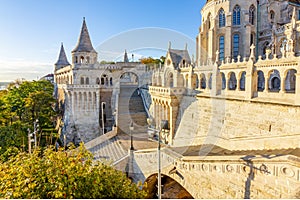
[88,136,127,163]
[86,84,158,169]
[117,85,158,150]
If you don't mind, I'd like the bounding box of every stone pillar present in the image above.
[225,14,232,59]
[264,76,269,93]
[245,61,255,99]
[280,75,286,94]
[244,25,252,58]
[208,29,214,63]
[295,73,300,105]
[237,76,241,91]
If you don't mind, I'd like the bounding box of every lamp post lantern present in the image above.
[101,102,106,135]
[129,121,134,150]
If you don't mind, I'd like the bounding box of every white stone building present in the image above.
[54,18,149,143]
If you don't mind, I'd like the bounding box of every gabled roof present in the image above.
[168,49,191,67]
[55,43,70,67]
[72,18,96,53]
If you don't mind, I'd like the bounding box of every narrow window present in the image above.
[270,10,275,20]
[250,33,255,46]
[219,36,225,61]
[219,9,226,27]
[249,5,255,25]
[233,34,240,60]
[80,77,84,85]
[233,5,241,25]
[86,77,89,85]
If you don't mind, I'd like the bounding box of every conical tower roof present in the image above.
[55,43,70,67]
[72,18,96,53]
[124,50,129,62]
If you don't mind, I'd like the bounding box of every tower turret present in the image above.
[72,18,98,65]
[124,50,129,63]
[55,43,70,70]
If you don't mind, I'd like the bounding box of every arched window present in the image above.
[249,5,255,25]
[200,74,206,89]
[285,69,297,93]
[80,77,84,85]
[219,36,225,61]
[221,73,226,90]
[85,77,89,85]
[250,33,255,46]
[240,72,246,91]
[219,8,226,27]
[80,56,84,64]
[96,78,100,85]
[257,71,265,92]
[269,70,281,92]
[167,73,174,88]
[110,77,113,86]
[233,34,240,60]
[228,72,237,90]
[270,10,275,21]
[233,5,241,25]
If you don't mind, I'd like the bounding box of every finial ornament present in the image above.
[215,50,219,63]
[250,44,255,60]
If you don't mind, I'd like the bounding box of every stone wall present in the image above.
[173,96,300,151]
[134,149,300,199]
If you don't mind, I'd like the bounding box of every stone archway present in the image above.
[144,174,193,199]
[120,72,139,86]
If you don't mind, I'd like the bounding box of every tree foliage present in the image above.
[140,56,165,65]
[0,80,58,160]
[0,144,146,199]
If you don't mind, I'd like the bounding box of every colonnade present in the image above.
[151,97,178,144]
[68,90,100,115]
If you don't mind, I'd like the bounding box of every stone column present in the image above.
[264,76,269,93]
[280,75,286,94]
[295,73,300,105]
[225,14,232,59]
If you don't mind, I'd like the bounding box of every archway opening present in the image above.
[268,70,280,92]
[257,71,265,92]
[285,69,297,93]
[120,72,139,86]
[144,174,193,199]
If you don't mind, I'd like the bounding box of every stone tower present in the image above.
[71,17,98,65]
[55,43,70,70]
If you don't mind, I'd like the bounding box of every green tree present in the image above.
[0,144,146,199]
[0,80,58,158]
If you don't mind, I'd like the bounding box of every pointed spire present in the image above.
[55,43,70,68]
[185,43,188,51]
[72,17,96,53]
[124,50,129,63]
[168,41,172,50]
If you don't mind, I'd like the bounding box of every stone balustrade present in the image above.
[149,86,186,96]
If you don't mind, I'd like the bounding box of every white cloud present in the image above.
[0,59,53,81]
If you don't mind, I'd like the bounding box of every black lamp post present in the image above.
[129,121,134,150]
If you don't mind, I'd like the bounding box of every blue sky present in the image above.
[0,0,205,81]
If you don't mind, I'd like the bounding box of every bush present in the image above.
[0,144,146,199]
